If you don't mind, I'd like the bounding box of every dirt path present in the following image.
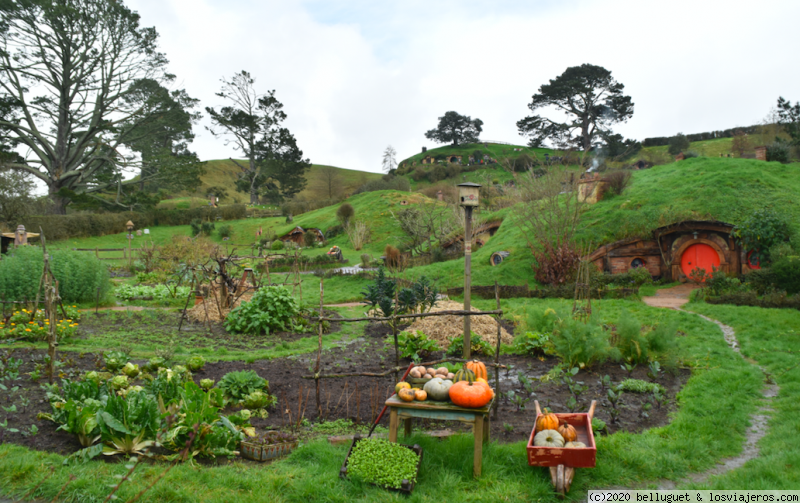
[642,283,698,309]
[636,287,779,489]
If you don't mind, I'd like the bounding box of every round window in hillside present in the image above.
[747,249,761,269]
[631,258,646,269]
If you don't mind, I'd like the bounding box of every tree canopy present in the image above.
[777,97,800,146]
[516,64,633,153]
[206,71,310,204]
[0,0,202,213]
[425,111,483,146]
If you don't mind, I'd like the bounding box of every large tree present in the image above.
[0,0,201,214]
[425,111,483,146]
[777,97,800,146]
[517,64,633,153]
[206,71,310,204]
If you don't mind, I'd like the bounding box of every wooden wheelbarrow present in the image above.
[526,400,597,497]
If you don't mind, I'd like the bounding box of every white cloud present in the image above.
[127,0,800,173]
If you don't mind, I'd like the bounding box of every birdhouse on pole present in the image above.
[457,182,481,207]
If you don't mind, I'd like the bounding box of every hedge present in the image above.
[643,125,762,147]
[17,205,247,241]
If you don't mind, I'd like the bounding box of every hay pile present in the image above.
[185,291,252,323]
[405,300,512,349]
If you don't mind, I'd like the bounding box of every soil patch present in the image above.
[643,284,698,309]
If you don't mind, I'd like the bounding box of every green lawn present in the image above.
[0,298,769,502]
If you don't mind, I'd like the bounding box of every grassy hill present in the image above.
[177,159,383,204]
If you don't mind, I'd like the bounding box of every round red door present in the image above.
[680,243,720,280]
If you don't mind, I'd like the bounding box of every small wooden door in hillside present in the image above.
[680,243,720,280]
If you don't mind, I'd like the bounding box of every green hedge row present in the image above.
[18,205,247,241]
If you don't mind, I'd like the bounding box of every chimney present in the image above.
[437,190,444,201]
[422,146,427,153]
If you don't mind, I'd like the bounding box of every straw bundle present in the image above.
[405,300,512,349]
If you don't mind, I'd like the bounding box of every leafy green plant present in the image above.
[216,370,269,402]
[733,208,791,264]
[512,331,551,355]
[447,332,495,356]
[199,379,214,391]
[115,284,190,301]
[224,285,300,335]
[243,390,275,409]
[346,438,419,489]
[361,268,438,317]
[615,310,649,364]
[190,218,215,237]
[217,224,233,239]
[395,330,440,361]
[144,357,166,372]
[550,317,616,368]
[122,363,140,378]
[186,356,206,372]
[617,378,665,394]
[104,351,129,372]
[97,390,160,456]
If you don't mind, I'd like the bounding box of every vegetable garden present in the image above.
[0,238,791,501]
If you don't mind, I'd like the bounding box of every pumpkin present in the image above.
[466,360,488,380]
[536,411,559,432]
[414,389,427,401]
[423,377,452,401]
[558,422,578,443]
[476,377,488,384]
[565,441,586,448]
[533,429,565,448]
[453,368,476,383]
[449,380,493,408]
[397,388,416,402]
[395,382,411,393]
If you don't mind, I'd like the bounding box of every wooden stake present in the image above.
[494,281,501,419]
[315,278,324,419]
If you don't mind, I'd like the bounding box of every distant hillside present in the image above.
[181,159,383,204]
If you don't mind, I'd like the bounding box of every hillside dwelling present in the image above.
[1,225,40,255]
[448,155,462,164]
[279,226,325,245]
[421,156,434,164]
[586,220,756,281]
[577,174,609,204]
[441,221,503,255]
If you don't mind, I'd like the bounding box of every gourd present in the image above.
[536,410,560,432]
[533,429,565,448]
[397,388,416,402]
[466,360,488,380]
[423,377,452,401]
[453,368,476,383]
[449,380,493,408]
[395,382,411,393]
[558,422,577,443]
[565,441,586,448]
[414,389,427,401]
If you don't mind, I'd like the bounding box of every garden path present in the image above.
[641,283,698,309]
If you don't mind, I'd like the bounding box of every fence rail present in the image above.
[72,247,140,260]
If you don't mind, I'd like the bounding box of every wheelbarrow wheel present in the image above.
[548,465,574,497]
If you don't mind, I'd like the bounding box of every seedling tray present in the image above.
[339,434,423,494]
[240,439,298,462]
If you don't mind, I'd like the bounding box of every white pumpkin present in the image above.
[423,377,453,401]
[533,429,565,447]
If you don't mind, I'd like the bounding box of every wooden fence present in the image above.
[72,248,141,261]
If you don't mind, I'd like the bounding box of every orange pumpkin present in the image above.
[414,389,427,401]
[466,360,488,380]
[558,422,577,442]
[448,380,493,408]
[398,388,416,402]
[536,411,559,432]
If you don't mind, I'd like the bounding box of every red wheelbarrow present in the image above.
[527,400,597,497]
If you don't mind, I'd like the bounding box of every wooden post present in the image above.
[315,279,324,419]
[463,205,473,359]
[393,288,399,382]
[494,281,501,418]
[178,272,196,332]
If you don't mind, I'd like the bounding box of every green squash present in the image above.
[453,368,475,383]
[422,377,452,401]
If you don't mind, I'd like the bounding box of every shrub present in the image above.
[614,311,649,364]
[683,150,699,158]
[353,176,410,194]
[0,246,110,303]
[217,224,233,239]
[428,164,448,182]
[770,256,800,295]
[336,203,354,226]
[604,170,632,196]
[667,133,690,155]
[733,209,791,264]
[410,166,427,182]
[550,317,617,368]
[532,242,581,285]
[766,141,791,163]
[224,285,300,335]
[303,230,317,247]
[271,240,285,250]
[190,218,215,237]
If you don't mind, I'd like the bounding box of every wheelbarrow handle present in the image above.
[587,400,596,420]
[534,400,542,416]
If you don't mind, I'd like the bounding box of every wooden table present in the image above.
[384,396,495,477]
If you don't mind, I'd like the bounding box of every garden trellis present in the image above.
[303,279,508,421]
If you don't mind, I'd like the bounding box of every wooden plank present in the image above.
[385,395,494,414]
[389,409,398,443]
[474,414,483,477]
[404,418,412,438]
[397,409,477,422]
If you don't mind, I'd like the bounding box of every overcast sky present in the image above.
[126,0,800,173]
